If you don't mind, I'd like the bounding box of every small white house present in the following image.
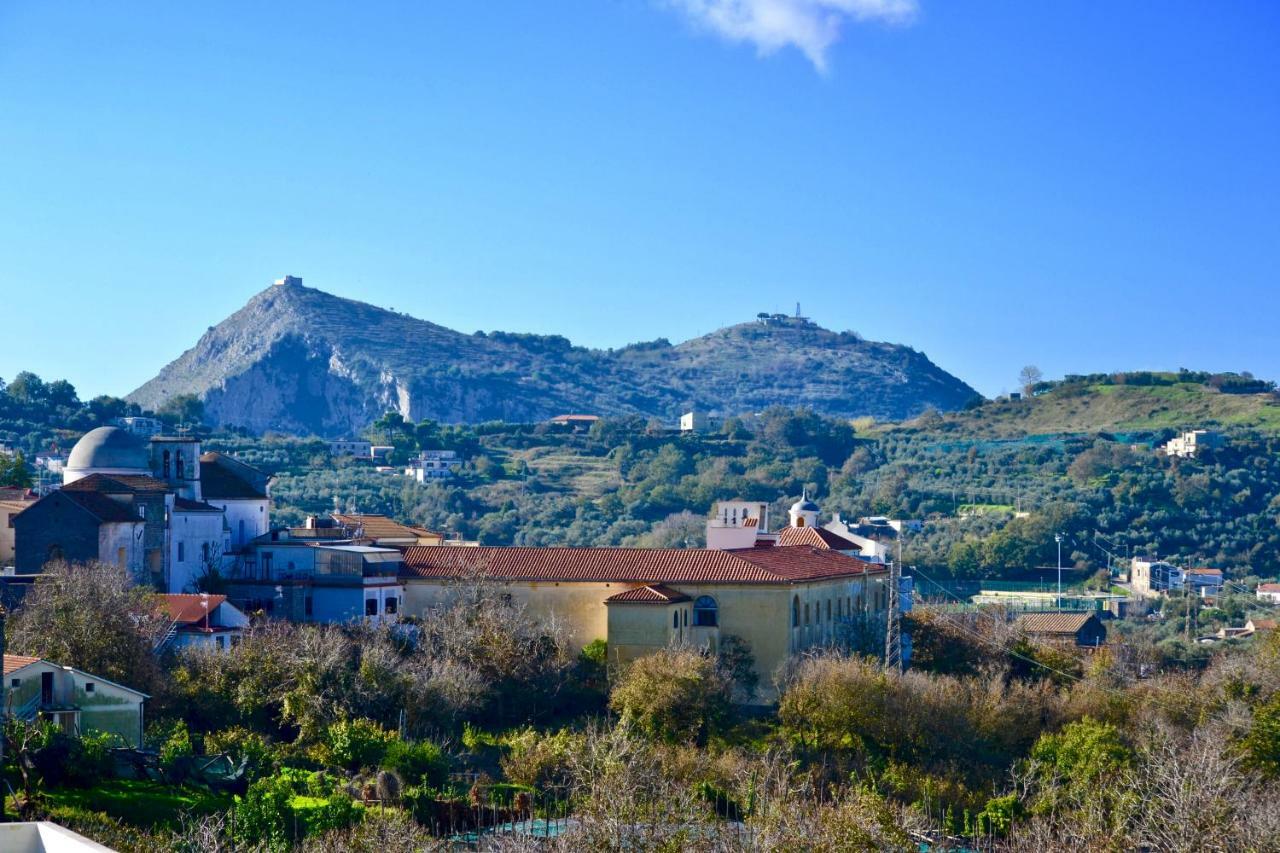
[155,593,249,652]
[679,411,722,434]
[404,450,463,482]
[3,655,148,747]
[1256,582,1280,604]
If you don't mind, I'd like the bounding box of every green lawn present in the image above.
[45,779,233,830]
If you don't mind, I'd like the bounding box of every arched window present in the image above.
[795,516,806,527]
[804,603,810,625]
[693,596,718,627]
[673,611,679,629]
[175,450,185,480]
[826,600,832,621]
[792,596,800,628]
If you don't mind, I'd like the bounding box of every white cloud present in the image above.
[665,0,918,72]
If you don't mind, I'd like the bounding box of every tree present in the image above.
[1018,365,1044,395]
[157,393,204,427]
[5,371,47,403]
[0,451,33,489]
[7,561,166,696]
[609,647,732,744]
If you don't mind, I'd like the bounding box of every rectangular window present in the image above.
[365,598,378,616]
[385,596,398,614]
[10,678,19,689]
[85,682,95,694]
[177,542,185,562]
[304,596,314,617]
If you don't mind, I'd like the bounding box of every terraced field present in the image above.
[507,446,620,497]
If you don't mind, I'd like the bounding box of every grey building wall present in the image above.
[12,493,102,573]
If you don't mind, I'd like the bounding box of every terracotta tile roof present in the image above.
[1185,568,1223,576]
[63,473,170,493]
[3,654,43,675]
[59,490,143,524]
[156,593,227,626]
[332,513,420,540]
[1015,612,1097,635]
[742,518,758,528]
[1251,618,1277,632]
[776,526,860,551]
[200,454,267,500]
[604,584,692,604]
[401,544,883,585]
[1257,583,1280,593]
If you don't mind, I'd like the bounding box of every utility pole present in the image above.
[884,536,903,674]
[1055,533,1063,610]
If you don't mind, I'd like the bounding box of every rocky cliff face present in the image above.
[128,280,980,435]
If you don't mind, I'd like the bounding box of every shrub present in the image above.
[325,719,397,771]
[382,738,448,787]
[500,727,582,788]
[233,777,292,851]
[295,792,365,836]
[159,721,195,768]
[205,726,274,779]
[609,647,733,744]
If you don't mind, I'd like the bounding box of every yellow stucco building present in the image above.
[400,534,888,700]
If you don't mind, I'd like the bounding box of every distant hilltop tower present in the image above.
[274,275,303,287]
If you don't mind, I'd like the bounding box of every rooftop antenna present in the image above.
[795,301,802,318]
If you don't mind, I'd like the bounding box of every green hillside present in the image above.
[888,372,1280,439]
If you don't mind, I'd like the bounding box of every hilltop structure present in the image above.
[127,275,979,436]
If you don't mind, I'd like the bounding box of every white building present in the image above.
[404,450,462,482]
[679,411,722,434]
[13,427,269,594]
[200,452,271,555]
[824,514,895,563]
[705,500,775,550]
[114,416,164,438]
[1257,582,1280,604]
[1163,430,1224,459]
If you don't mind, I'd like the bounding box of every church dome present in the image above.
[791,497,820,513]
[66,427,149,476]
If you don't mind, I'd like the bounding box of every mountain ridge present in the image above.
[128,279,980,435]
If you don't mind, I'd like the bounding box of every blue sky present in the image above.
[1,1,1277,401]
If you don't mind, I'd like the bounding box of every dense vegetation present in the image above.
[5,561,1279,850]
